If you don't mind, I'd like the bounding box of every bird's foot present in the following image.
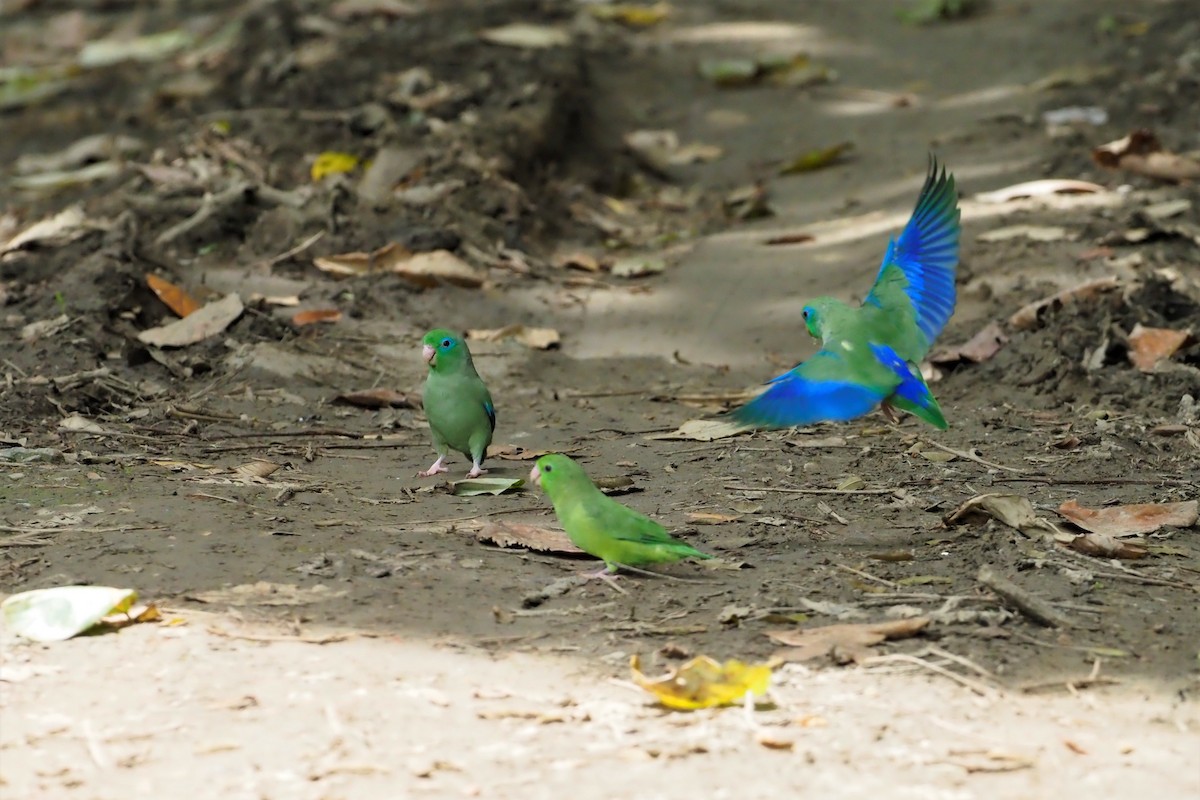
[465,463,488,479]
[880,401,901,425]
[580,567,627,594]
[417,458,449,478]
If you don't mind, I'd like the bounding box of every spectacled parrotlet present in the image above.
[530,454,712,584]
[730,158,960,430]
[418,329,495,478]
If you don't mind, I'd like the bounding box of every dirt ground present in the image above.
[2,0,1198,797]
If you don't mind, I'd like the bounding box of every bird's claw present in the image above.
[417,461,449,478]
[465,465,488,478]
[580,567,627,594]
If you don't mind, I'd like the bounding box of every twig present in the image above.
[155,181,251,246]
[977,564,1071,628]
[166,406,244,423]
[1054,550,1199,592]
[81,720,111,769]
[254,230,325,270]
[836,563,899,590]
[206,626,352,645]
[1004,476,1192,486]
[921,439,1025,473]
[862,653,999,698]
[404,507,545,526]
[725,485,896,495]
[1019,658,1122,694]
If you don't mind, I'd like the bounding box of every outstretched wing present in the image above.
[728,349,890,430]
[865,158,960,350]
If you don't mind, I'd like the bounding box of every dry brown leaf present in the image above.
[763,233,816,246]
[552,251,605,272]
[292,308,343,326]
[930,321,1009,366]
[1,206,91,255]
[467,324,560,350]
[1068,532,1148,560]
[315,244,484,288]
[1058,498,1197,536]
[138,293,244,348]
[489,444,563,461]
[475,521,583,554]
[1093,129,1200,183]
[1127,324,1192,371]
[945,493,1069,541]
[646,419,750,441]
[335,388,416,409]
[233,460,281,480]
[146,273,201,317]
[1009,277,1121,331]
[769,618,929,664]
[313,244,406,277]
[974,179,1106,204]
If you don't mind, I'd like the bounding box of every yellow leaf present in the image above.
[588,2,671,28]
[629,654,771,710]
[311,151,361,181]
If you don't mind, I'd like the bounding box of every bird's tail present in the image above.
[869,344,948,430]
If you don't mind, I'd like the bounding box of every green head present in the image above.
[800,297,849,340]
[529,453,587,497]
[422,329,471,372]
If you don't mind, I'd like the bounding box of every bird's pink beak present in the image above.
[529,465,541,487]
[422,344,436,365]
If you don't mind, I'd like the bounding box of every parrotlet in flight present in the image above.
[418,329,495,478]
[530,454,712,583]
[730,158,961,430]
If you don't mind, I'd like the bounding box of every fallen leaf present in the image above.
[698,58,762,87]
[624,129,722,173]
[476,521,583,554]
[489,445,561,461]
[768,618,929,663]
[724,182,773,220]
[945,493,1069,541]
[977,225,1073,243]
[587,2,671,27]
[552,251,605,272]
[310,151,361,181]
[763,233,815,246]
[610,254,667,278]
[1093,129,1200,183]
[467,324,560,350]
[292,308,343,326]
[58,414,105,434]
[1058,499,1197,536]
[78,29,192,67]
[232,460,281,481]
[393,249,485,288]
[779,142,853,175]
[646,419,750,441]
[2,586,139,642]
[335,389,416,409]
[0,206,90,255]
[21,314,71,342]
[974,179,1106,204]
[329,0,420,19]
[1068,532,1148,560]
[146,273,201,318]
[138,293,244,348]
[450,477,524,496]
[1127,324,1192,371]
[929,321,1009,365]
[1008,277,1121,331]
[479,23,570,49]
[188,582,346,606]
[629,654,772,710]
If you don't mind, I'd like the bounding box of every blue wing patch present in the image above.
[866,158,960,344]
[729,352,887,429]
[484,401,496,433]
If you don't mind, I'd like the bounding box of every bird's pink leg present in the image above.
[580,565,626,593]
[465,460,488,478]
[418,456,449,477]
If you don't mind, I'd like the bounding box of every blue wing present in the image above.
[865,158,960,345]
[868,343,948,430]
[728,350,888,429]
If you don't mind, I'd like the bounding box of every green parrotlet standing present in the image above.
[418,329,495,479]
[530,453,712,584]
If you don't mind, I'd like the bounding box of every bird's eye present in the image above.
[441,338,452,348]
[802,309,810,319]
[543,465,553,473]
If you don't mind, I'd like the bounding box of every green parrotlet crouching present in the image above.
[530,454,712,582]
[419,329,495,479]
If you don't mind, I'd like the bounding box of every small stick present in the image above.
[920,439,1025,473]
[862,653,999,698]
[836,563,899,590]
[207,626,352,645]
[725,485,896,495]
[977,564,1071,628]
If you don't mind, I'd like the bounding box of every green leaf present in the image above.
[451,477,525,496]
[1,586,137,642]
[779,142,854,175]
